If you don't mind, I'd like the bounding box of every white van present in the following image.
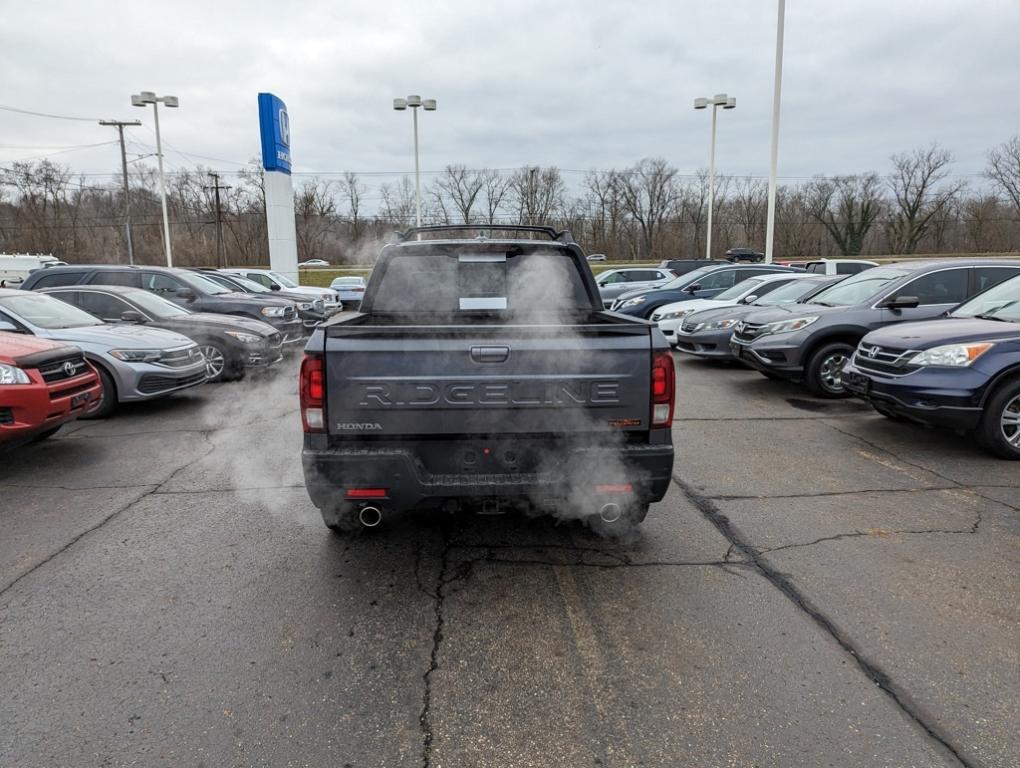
[0,254,67,288]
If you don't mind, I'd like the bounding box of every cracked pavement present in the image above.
[1,356,1016,767]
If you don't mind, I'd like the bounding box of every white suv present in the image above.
[220,268,342,312]
[596,267,675,308]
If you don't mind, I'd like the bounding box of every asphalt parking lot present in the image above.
[1,355,1016,768]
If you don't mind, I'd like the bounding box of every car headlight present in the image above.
[908,342,994,367]
[760,316,819,336]
[0,362,31,385]
[700,318,739,331]
[654,308,694,322]
[109,349,164,363]
[621,297,647,308]
[297,302,313,310]
[225,331,263,344]
[260,306,287,318]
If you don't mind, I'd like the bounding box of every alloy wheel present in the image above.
[1000,393,1020,447]
[199,345,226,379]
[818,352,848,394]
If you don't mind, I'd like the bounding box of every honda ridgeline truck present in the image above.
[300,226,676,532]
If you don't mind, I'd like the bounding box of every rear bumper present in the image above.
[302,437,675,514]
[842,360,986,431]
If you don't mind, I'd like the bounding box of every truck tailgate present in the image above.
[323,323,652,436]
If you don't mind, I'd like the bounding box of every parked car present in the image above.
[725,247,765,263]
[219,268,342,313]
[0,331,102,446]
[657,259,711,276]
[586,253,607,262]
[39,286,284,381]
[195,270,332,330]
[843,273,1020,458]
[329,276,368,309]
[301,224,674,533]
[298,259,330,267]
[595,267,676,308]
[612,264,803,319]
[0,289,207,417]
[670,275,844,359]
[0,253,67,288]
[729,259,1020,397]
[21,265,305,346]
[778,259,878,275]
[650,272,810,336]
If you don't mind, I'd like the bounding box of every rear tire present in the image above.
[976,377,1020,460]
[805,342,855,398]
[82,366,117,419]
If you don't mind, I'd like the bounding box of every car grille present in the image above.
[0,407,12,425]
[681,319,699,333]
[282,306,297,321]
[137,370,208,395]
[267,332,283,349]
[732,321,767,343]
[852,344,921,376]
[161,346,204,368]
[311,299,325,313]
[38,354,89,383]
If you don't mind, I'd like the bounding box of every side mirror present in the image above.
[0,319,20,332]
[881,295,919,310]
[269,284,281,291]
[742,295,758,304]
[176,288,196,301]
[685,283,702,294]
[120,310,146,323]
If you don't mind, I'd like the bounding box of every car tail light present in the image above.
[595,483,633,494]
[300,354,324,433]
[651,350,675,427]
[346,488,387,499]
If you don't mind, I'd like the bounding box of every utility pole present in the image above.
[99,119,142,264]
[205,172,232,268]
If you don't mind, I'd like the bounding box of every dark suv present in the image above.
[22,265,304,345]
[725,248,765,263]
[730,259,1020,397]
[842,274,1020,458]
[657,259,711,276]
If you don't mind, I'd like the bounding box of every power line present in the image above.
[0,103,103,121]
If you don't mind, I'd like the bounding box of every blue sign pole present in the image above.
[258,93,298,279]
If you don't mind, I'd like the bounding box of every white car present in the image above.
[329,276,367,307]
[782,258,877,275]
[298,259,330,268]
[596,267,675,308]
[0,253,67,288]
[220,268,342,312]
[651,273,809,342]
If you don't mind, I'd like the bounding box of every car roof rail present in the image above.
[392,224,576,244]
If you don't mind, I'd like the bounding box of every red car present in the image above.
[0,331,103,446]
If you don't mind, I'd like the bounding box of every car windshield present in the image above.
[124,289,191,319]
[662,265,721,290]
[269,271,299,289]
[807,267,910,306]
[230,275,272,293]
[951,275,1020,322]
[714,278,765,302]
[0,291,104,328]
[182,273,231,295]
[755,278,825,306]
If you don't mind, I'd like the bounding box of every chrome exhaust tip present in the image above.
[598,502,622,523]
[358,505,383,528]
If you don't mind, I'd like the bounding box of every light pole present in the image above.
[393,94,437,229]
[694,93,736,260]
[764,0,786,264]
[131,91,179,266]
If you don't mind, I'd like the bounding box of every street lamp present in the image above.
[131,91,179,266]
[694,93,736,260]
[393,94,437,229]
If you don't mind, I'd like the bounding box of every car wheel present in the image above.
[976,377,1020,460]
[81,366,118,419]
[805,342,855,398]
[197,342,230,382]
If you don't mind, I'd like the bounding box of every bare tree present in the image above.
[339,171,364,242]
[380,176,416,226]
[986,136,1020,221]
[435,164,485,224]
[731,177,768,250]
[618,158,678,258]
[508,166,565,226]
[480,170,510,224]
[293,178,337,261]
[806,174,883,256]
[886,144,962,254]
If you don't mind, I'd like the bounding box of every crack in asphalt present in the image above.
[708,486,960,501]
[759,515,983,554]
[672,474,975,768]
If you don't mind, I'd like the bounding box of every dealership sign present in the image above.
[258,92,292,174]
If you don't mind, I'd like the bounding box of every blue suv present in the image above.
[611,263,802,319]
[843,273,1020,459]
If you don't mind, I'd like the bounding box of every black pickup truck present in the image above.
[300,225,676,532]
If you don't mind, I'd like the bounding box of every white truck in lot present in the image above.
[0,254,67,288]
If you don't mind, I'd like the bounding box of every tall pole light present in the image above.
[764,0,786,264]
[694,93,736,260]
[98,119,142,265]
[393,95,437,230]
[131,91,179,266]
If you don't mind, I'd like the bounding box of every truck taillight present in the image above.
[300,354,324,433]
[651,350,675,427]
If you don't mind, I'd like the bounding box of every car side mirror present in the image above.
[176,288,196,301]
[686,283,701,293]
[881,295,919,310]
[742,295,758,304]
[120,310,146,323]
[0,319,21,332]
[269,284,281,291]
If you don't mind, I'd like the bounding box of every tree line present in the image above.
[1,137,1019,266]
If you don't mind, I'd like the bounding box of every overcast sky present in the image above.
[2,0,1018,191]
